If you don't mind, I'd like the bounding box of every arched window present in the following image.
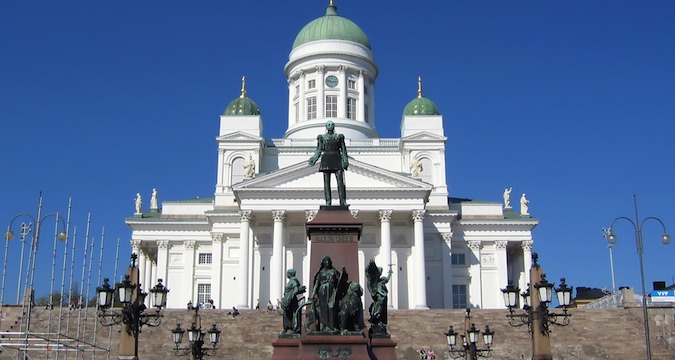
[231,157,246,185]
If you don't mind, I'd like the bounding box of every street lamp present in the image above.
[171,308,221,360]
[443,309,494,359]
[602,227,617,293]
[605,194,671,360]
[501,253,572,360]
[96,253,169,360]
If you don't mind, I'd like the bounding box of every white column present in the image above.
[358,70,366,122]
[144,255,152,291]
[238,210,252,309]
[183,240,195,305]
[304,210,318,287]
[317,66,325,120]
[521,240,533,291]
[270,210,286,305]
[379,210,393,307]
[495,240,509,307]
[441,232,454,308]
[137,246,146,289]
[412,210,428,309]
[150,260,157,289]
[299,71,306,121]
[467,240,482,308]
[338,65,347,118]
[156,240,168,288]
[211,232,224,309]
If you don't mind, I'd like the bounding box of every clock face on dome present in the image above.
[325,75,339,88]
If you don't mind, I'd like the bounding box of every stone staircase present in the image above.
[0,305,673,359]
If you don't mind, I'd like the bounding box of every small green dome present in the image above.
[403,97,441,116]
[292,3,371,50]
[223,76,261,116]
[224,97,261,116]
[403,76,441,116]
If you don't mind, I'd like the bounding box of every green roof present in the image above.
[224,97,261,116]
[292,3,371,50]
[403,96,441,116]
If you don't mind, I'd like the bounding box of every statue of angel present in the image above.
[366,259,393,334]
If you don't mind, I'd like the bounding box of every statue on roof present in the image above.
[309,121,349,207]
[520,193,530,215]
[134,193,142,214]
[150,188,158,210]
[503,187,512,209]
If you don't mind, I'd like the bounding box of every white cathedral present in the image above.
[126,1,538,311]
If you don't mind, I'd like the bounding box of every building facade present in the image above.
[125,2,538,310]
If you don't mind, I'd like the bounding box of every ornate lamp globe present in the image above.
[187,323,201,343]
[467,323,480,344]
[172,324,185,345]
[208,324,221,345]
[116,275,134,304]
[96,278,115,309]
[556,278,574,307]
[535,274,554,304]
[150,279,169,309]
[482,325,494,347]
[444,326,458,347]
[501,283,520,308]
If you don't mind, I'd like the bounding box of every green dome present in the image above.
[224,97,261,116]
[223,76,261,116]
[403,97,441,116]
[403,77,441,116]
[292,3,371,50]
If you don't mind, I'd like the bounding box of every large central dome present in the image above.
[292,2,371,50]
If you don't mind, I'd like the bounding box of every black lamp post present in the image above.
[444,309,494,360]
[501,253,573,360]
[96,253,169,360]
[171,307,221,360]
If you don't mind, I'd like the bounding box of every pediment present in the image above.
[233,158,431,192]
[216,131,264,142]
[401,131,447,142]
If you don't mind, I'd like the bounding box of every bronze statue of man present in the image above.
[308,121,349,206]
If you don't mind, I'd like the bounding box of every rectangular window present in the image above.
[308,79,316,89]
[198,253,212,264]
[347,97,357,120]
[307,97,317,120]
[452,284,467,309]
[294,102,299,123]
[364,104,369,123]
[197,284,211,304]
[325,95,338,118]
[451,253,465,265]
[295,85,300,95]
[348,79,356,89]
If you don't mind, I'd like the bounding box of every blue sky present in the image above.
[2,0,674,303]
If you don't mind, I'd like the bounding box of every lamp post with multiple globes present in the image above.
[171,307,221,360]
[443,308,494,360]
[96,253,169,360]
[501,253,573,360]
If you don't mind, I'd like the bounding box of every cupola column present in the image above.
[358,70,366,123]
[412,210,429,309]
[338,66,347,118]
[300,71,307,121]
[317,66,325,121]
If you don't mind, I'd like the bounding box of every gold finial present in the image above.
[240,76,247,98]
[329,0,334,6]
[417,76,423,98]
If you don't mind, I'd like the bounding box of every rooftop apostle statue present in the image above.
[308,121,349,207]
